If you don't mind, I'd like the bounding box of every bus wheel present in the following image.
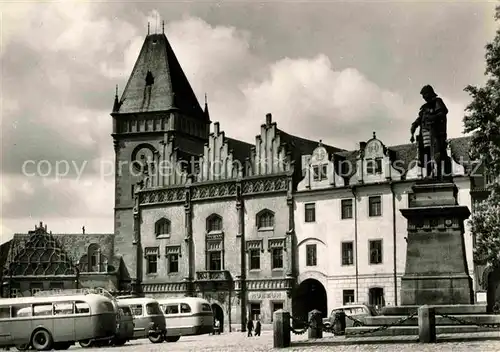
[165,336,180,343]
[78,340,94,348]
[148,332,165,344]
[31,329,53,351]
[113,339,127,346]
[15,344,30,351]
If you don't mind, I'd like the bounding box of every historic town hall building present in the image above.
[2,28,497,332]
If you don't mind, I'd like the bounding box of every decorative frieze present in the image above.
[246,239,264,252]
[191,182,237,200]
[246,278,293,291]
[242,176,288,195]
[165,245,181,257]
[196,270,232,281]
[139,187,185,205]
[142,282,187,293]
[268,237,286,251]
[144,247,159,258]
[408,216,461,232]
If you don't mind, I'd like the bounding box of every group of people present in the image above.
[246,318,261,337]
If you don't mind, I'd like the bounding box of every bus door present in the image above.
[10,304,32,345]
[52,301,76,342]
[0,306,12,345]
[31,303,55,338]
[129,304,146,338]
[74,300,92,340]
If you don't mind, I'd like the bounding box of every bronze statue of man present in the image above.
[410,85,451,181]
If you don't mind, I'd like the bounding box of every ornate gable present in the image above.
[350,132,402,184]
[4,222,77,277]
[246,114,292,176]
[196,122,244,182]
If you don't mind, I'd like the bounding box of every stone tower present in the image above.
[111,31,211,289]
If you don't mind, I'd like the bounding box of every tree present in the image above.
[464,6,500,269]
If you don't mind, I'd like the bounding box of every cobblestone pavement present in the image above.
[72,331,500,351]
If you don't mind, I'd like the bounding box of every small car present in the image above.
[323,303,378,330]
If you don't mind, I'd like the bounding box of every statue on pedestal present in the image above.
[410,85,452,181]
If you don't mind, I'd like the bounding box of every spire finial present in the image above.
[115,84,118,97]
[373,131,376,139]
[148,22,150,35]
[205,93,208,105]
[162,20,165,33]
[319,139,323,146]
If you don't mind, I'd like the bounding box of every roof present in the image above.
[277,129,345,159]
[226,137,254,164]
[115,33,206,120]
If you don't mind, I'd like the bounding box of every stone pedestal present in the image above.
[273,309,291,348]
[400,181,473,305]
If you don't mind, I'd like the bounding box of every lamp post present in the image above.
[74,260,80,290]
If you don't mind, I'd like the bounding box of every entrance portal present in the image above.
[211,303,224,332]
[292,279,327,327]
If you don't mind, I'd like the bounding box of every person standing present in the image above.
[246,317,254,337]
[254,319,261,337]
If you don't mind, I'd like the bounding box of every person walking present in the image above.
[246,317,254,337]
[254,319,261,337]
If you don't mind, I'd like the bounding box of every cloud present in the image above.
[1,2,493,241]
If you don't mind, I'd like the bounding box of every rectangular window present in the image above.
[304,203,316,223]
[209,251,222,271]
[33,304,53,317]
[0,307,10,318]
[312,165,320,181]
[130,304,143,317]
[408,193,416,208]
[49,282,64,290]
[249,249,260,270]
[30,283,43,296]
[341,242,354,266]
[250,303,261,320]
[313,164,328,181]
[12,304,32,317]
[54,302,73,315]
[366,158,382,175]
[306,244,317,266]
[271,302,284,322]
[271,248,284,269]
[341,199,353,219]
[369,240,383,265]
[168,254,179,273]
[368,196,382,217]
[10,288,19,298]
[343,290,355,305]
[146,255,157,274]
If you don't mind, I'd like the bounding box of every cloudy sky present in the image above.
[0,0,497,242]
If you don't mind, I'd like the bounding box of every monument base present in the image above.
[400,181,473,306]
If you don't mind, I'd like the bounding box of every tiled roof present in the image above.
[226,137,254,164]
[115,33,206,120]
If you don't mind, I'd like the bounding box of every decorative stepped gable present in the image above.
[114,33,206,120]
[196,122,245,182]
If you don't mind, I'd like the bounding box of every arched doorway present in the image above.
[369,287,385,309]
[292,279,327,327]
[211,303,224,332]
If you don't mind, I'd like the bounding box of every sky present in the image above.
[0,0,497,242]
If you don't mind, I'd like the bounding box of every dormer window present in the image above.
[313,164,328,181]
[366,158,382,175]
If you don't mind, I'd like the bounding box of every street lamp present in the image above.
[74,260,80,290]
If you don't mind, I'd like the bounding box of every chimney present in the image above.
[213,122,220,135]
[266,113,272,125]
[359,142,367,150]
[82,226,85,235]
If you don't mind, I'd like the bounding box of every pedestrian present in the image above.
[214,318,221,335]
[493,303,500,314]
[254,319,261,337]
[246,317,254,337]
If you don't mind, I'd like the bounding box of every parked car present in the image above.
[323,303,378,330]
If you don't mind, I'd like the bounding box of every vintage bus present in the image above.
[156,297,214,342]
[0,293,116,351]
[117,297,167,343]
[111,302,135,346]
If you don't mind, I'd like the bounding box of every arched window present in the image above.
[88,244,100,272]
[155,218,171,237]
[206,214,223,233]
[257,209,275,229]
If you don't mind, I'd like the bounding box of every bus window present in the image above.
[12,305,32,317]
[164,304,179,315]
[180,303,191,313]
[201,303,212,312]
[99,301,115,312]
[54,302,73,315]
[0,307,10,318]
[75,301,91,314]
[130,304,143,317]
[120,306,133,317]
[146,303,162,315]
[33,304,53,316]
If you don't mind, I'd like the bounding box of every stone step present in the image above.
[345,325,500,338]
[360,314,500,326]
[381,304,487,316]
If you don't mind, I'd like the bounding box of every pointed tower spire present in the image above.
[204,93,210,120]
[112,84,121,112]
[162,20,165,33]
[148,22,150,35]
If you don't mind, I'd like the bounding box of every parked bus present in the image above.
[117,297,166,343]
[156,297,214,342]
[111,303,135,346]
[0,293,116,351]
